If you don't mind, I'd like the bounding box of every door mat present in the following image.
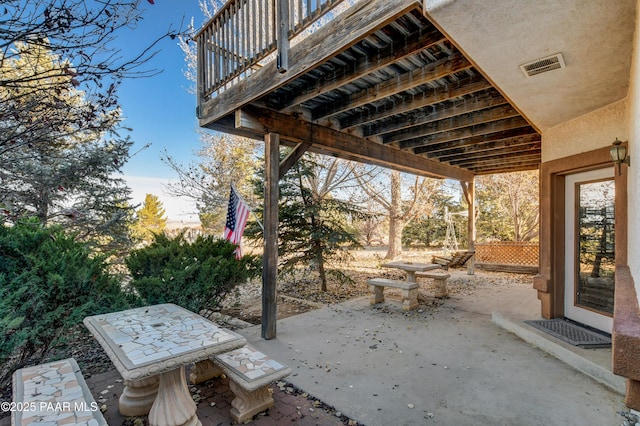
[524,318,611,348]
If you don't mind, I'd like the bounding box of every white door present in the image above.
[564,168,615,333]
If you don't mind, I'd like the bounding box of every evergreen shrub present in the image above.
[0,219,135,383]
[125,233,259,315]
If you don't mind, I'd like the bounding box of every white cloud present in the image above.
[124,175,199,223]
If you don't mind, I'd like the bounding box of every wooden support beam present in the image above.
[280,28,447,112]
[461,179,476,275]
[235,109,267,133]
[312,53,472,120]
[279,142,312,179]
[199,0,421,125]
[262,133,280,340]
[242,105,475,181]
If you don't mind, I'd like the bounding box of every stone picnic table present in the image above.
[83,303,246,426]
[381,260,441,282]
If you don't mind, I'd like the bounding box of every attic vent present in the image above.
[520,53,565,78]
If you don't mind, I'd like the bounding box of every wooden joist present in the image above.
[362,91,508,137]
[399,117,531,150]
[432,133,541,161]
[280,27,447,112]
[382,104,521,145]
[339,76,494,130]
[311,53,473,120]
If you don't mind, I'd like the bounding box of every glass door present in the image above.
[564,168,615,332]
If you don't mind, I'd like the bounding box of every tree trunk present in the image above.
[315,240,328,291]
[386,216,405,259]
[385,171,404,259]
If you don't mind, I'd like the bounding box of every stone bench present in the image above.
[212,345,292,423]
[367,278,419,310]
[416,271,451,297]
[12,357,107,426]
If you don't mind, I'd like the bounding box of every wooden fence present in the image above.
[475,242,538,274]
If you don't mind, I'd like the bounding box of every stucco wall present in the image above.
[627,0,640,307]
[542,100,628,163]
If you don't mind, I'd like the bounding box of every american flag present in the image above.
[223,186,250,258]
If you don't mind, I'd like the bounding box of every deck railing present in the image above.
[196,0,346,107]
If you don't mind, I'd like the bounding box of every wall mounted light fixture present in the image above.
[610,138,630,175]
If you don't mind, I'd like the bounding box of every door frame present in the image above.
[534,145,628,320]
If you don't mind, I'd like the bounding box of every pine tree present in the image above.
[0,43,136,254]
[132,194,168,244]
[1,0,183,155]
[246,154,366,291]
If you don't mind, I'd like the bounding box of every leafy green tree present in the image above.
[247,154,366,291]
[131,193,167,244]
[476,171,539,242]
[1,1,185,255]
[350,165,443,259]
[402,189,452,247]
[125,233,259,314]
[0,219,136,386]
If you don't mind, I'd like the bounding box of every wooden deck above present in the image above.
[196,0,541,179]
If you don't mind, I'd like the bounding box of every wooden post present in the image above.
[262,133,280,339]
[461,179,476,275]
[196,33,205,118]
[276,0,289,73]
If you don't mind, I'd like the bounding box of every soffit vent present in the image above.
[520,53,565,78]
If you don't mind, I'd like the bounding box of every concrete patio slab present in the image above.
[243,283,626,426]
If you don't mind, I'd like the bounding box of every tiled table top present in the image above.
[83,303,246,381]
[12,358,107,426]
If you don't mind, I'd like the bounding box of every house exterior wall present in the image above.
[536,2,640,408]
[538,100,639,409]
[542,100,628,163]
[628,0,640,307]
[612,0,640,409]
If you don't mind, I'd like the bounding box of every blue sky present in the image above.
[115,1,208,221]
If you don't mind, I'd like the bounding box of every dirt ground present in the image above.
[220,247,533,324]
